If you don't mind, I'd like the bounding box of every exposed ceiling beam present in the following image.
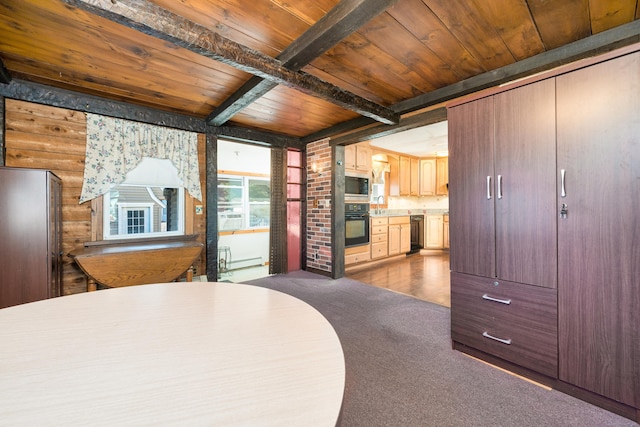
[207,0,397,126]
[0,57,11,84]
[305,19,640,144]
[62,0,399,125]
[329,108,447,146]
[211,125,302,149]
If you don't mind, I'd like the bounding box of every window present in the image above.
[102,158,186,240]
[218,175,270,231]
[103,185,185,240]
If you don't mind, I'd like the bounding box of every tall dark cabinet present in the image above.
[449,46,639,421]
[0,167,62,309]
[556,51,639,409]
[449,78,558,379]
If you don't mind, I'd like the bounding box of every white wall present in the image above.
[218,140,270,174]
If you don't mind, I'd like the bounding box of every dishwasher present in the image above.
[409,215,424,254]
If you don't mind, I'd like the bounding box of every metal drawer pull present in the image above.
[482,294,511,305]
[486,176,492,200]
[483,332,512,345]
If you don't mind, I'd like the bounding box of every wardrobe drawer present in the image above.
[451,272,558,377]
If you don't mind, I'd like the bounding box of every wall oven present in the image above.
[345,203,370,247]
[345,175,370,199]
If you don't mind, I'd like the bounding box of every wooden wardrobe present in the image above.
[0,167,62,308]
[448,45,639,422]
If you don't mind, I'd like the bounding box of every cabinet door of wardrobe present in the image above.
[557,51,640,408]
[448,96,496,278]
[493,78,557,288]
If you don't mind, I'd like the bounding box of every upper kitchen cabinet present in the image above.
[345,143,371,174]
[397,156,419,196]
[419,158,436,196]
[436,157,448,196]
[389,154,419,197]
[448,78,557,288]
[556,50,639,409]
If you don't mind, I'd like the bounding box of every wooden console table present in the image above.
[69,239,203,291]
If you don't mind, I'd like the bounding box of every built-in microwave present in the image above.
[345,175,369,199]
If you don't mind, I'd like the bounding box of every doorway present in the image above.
[217,140,271,282]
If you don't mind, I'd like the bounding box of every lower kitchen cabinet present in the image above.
[443,215,449,249]
[370,217,388,259]
[425,215,444,248]
[345,244,371,265]
[388,216,411,256]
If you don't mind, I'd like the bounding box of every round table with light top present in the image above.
[0,282,345,426]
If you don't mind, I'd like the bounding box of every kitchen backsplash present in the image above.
[371,196,449,215]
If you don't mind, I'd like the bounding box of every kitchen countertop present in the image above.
[370,209,448,217]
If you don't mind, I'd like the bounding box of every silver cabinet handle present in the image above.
[482,332,512,345]
[560,169,566,197]
[486,176,492,200]
[497,175,503,199]
[482,294,511,305]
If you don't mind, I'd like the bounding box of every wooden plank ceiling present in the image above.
[0,0,639,145]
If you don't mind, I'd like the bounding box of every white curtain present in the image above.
[80,113,202,203]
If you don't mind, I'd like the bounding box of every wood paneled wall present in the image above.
[4,99,207,295]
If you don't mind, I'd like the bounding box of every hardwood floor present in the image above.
[346,251,451,307]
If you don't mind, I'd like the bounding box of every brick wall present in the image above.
[306,139,332,273]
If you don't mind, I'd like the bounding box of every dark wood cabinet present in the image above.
[0,167,62,308]
[451,272,558,378]
[449,46,640,420]
[448,96,496,278]
[448,78,557,288]
[556,51,640,408]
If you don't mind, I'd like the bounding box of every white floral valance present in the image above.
[80,113,202,203]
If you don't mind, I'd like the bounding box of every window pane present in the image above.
[104,184,184,239]
[248,179,270,202]
[287,167,301,183]
[249,204,270,227]
[287,149,302,167]
[287,183,301,199]
[126,209,147,234]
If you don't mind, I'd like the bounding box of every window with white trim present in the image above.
[218,175,270,231]
[102,158,186,240]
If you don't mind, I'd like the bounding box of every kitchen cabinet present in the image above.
[345,144,371,173]
[410,158,419,196]
[443,215,449,249]
[397,156,419,196]
[388,216,411,256]
[370,217,388,259]
[556,51,639,408]
[425,215,444,249]
[345,244,371,266]
[0,167,62,308]
[398,156,411,196]
[419,158,436,196]
[435,157,448,195]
